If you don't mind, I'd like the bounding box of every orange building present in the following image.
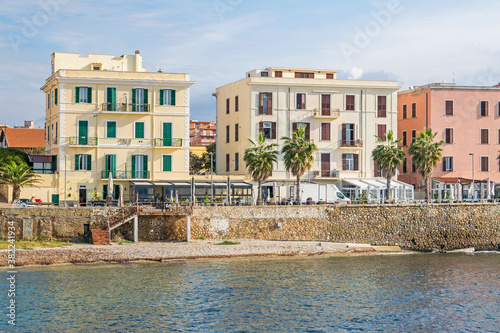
[190,120,216,146]
[398,83,500,197]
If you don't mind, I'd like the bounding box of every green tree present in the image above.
[281,126,318,203]
[190,153,204,175]
[372,130,405,201]
[243,132,278,205]
[408,128,443,202]
[202,142,216,173]
[0,161,41,202]
[0,148,28,167]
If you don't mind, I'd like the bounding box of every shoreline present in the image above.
[0,240,405,268]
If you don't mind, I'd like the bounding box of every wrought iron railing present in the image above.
[68,136,98,145]
[100,170,151,179]
[100,103,150,112]
[341,139,363,147]
[154,138,183,147]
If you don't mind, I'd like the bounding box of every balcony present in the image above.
[68,136,98,146]
[340,139,363,148]
[100,103,150,112]
[314,170,340,178]
[313,108,341,118]
[154,138,183,147]
[100,170,150,179]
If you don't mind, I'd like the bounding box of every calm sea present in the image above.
[1,253,499,332]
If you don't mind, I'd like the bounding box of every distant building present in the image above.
[0,126,45,152]
[190,120,216,146]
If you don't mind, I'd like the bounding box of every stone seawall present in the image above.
[1,204,499,251]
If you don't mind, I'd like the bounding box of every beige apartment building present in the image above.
[214,67,399,197]
[40,51,194,205]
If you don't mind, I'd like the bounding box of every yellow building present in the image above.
[40,51,194,205]
[214,67,399,199]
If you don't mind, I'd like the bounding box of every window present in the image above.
[296,93,306,109]
[260,72,269,77]
[55,122,58,142]
[106,121,117,138]
[105,154,116,177]
[321,153,330,177]
[321,94,331,115]
[132,155,148,178]
[76,86,91,103]
[412,130,417,143]
[275,71,282,77]
[47,92,50,109]
[412,163,416,173]
[341,123,355,146]
[443,156,453,171]
[75,154,91,171]
[235,124,239,142]
[106,87,117,111]
[226,154,230,172]
[235,96,239,112]
[259,122,276,139]
[480,101,489,117]
[342,154,359,171]
[292,122,310,140]
[226,98,230,114]
[163,155,172,172]
[295,72,314,78]
[481,129,489,144]
[326,73,334,79]
[54,88,58,106]
[498,129,500,144]
[402,104,407,119]
[498,101,500,117]
[135,122,145,139]
[226,125,230,143]
[132,88,148,111]
[402,131,407,146]
[160,89,175,106]
[235,153,239,171]
[321,123,331,141]
[412,103,416,118]
[481,156,489,172]
[445,128,453,144]
[402,158,407,173]
[259,92,272,115]
[377,96,387,117]
[346,95,355,111]
[445,100,453,115]
[377,124,387,141]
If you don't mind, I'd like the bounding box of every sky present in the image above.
[1,0,500,127]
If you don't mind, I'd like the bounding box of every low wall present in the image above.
[1,204,499,251]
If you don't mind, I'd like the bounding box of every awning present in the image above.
[342,178,413,190]
[230,182,253,187]
[168,182,191,187]
[28,155,52,163]
[130,181,153,186]
[153,182,173,186]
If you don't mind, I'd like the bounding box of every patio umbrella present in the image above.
[118,184,124,207]
[457,183,462,201]
[170,189,173,202]
[175,190,178,203]
[108,172,114,199]
[487,179,491,200]
[449,184,455,201]
[367,185,371,203]
[491,182,496,199]
[227,177,231,205]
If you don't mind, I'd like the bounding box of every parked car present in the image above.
[12,199,36,208]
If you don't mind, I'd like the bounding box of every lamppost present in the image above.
[209,152,214,202]
[64,154,68,207]
[469,153,474,200]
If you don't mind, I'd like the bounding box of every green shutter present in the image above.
[163,155,172,172]
[112,155,116,171]
[78,120,88,145]
[171,90,176,106]
[160,90,164,106]
[75,87,80,103]
[51,155,57,172]
[135,122,144,139]
[163,122,172,146]
[55,88,58,105]
[87,87,92,103]
[87,155,92,171]
[107,122,116,138]
[75,154,80,171]
[144,155,148,178]
[144,89,148,104]
[132,88,136,111]
[103,185,108,198]
[131,155,136,179]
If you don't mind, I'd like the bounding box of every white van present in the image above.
[300,183,351,205]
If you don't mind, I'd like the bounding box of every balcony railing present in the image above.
[154,138,183,147]
[341,139,363,147]
[100,103,150,112]
[68,136,98,145]
[101,170,150,179]
[313,109,341,118]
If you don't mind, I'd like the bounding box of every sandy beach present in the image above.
[0,240,403,268]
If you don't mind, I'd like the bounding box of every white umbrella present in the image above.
[175,190,179,203]
[449,184,455,201]
[487,180,491,200]
[118,184,124,207]
[491,182,496,199]
[108,172,114,199]
[367,185,372,203]
[170,189,173,202]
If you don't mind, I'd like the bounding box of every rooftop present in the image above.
[1,128,45,148]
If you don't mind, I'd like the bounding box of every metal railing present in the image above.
[154,138,183,147]
[100,170,151,179]
[100,103,150,112]
[313,109,341,117]
[340,139,363,147]
[68,136,98,145]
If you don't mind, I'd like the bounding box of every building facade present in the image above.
[190,120,216,147]
[40,51,194,205]
[398,83,500,195]
[214,67,399,195]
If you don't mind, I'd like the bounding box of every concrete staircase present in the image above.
[92,207,141,245]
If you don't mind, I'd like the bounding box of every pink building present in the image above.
[190,120,216,146]
[398,83,500,197]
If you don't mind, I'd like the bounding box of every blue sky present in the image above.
[1,0,500,127]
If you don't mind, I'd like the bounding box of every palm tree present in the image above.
[372,130,405,201]
[408,128,443,202]
[0,162,41,202]
[281,126,318,203]
[243,132,278,205]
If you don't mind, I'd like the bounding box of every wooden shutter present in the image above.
[132,89,136,111]
[131,155,136,178]
[259,122,263,133]
[75,154,80,171]
[272,122,276,139]
[481,129,488,144]
[135,122,144,139]
[235,96,239,111]
[226,98,230,114]
[305,123,310,141]
[235,153,239,171]
[160,89,164,105]
[87,87,92,103]
[326,73,334,79]
[402,105,407,119]
[450,157,453,171]
[378,124,386,141]
[292,122,298,133]
[321,153,330,177]
[51,155,57,172]
[342,154,347,171]
[301,94,305,109]
[267,93,272,115]
[75,87,80,103]
[322,95,330,115]
[163,155,172,172]
[143,155,148,178]
[103,185,108,198]
[87,155,92,171]
[54,88,58,105]
[226,154,230,172]
[226,125,230,143]
[235,124,239,141]
[321,123,330,140]
[171,90,175,106]
[354,154,359,170]
[259,93,263,115]
[412,103,416,118]
[402,131,407,146]
[446,101,453,115]
[442,157,447,171]
[275,71,282,77]
[378,96,386,117]
[341,123,347,144]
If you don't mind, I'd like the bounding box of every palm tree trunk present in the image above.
[12,186,21,202]
[296,175,301,204]
[257,181,262,205]
[426,176,431,203]
[386,173,392,201]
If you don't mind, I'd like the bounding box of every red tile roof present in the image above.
[3,128,45,148]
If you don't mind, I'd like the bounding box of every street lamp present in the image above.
[469,153,474,200]
[209,152,214,202]
[64,154,68,207]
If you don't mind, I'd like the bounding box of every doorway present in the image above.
[79,185,87,207]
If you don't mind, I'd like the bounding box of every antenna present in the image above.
[452,72,455,83]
